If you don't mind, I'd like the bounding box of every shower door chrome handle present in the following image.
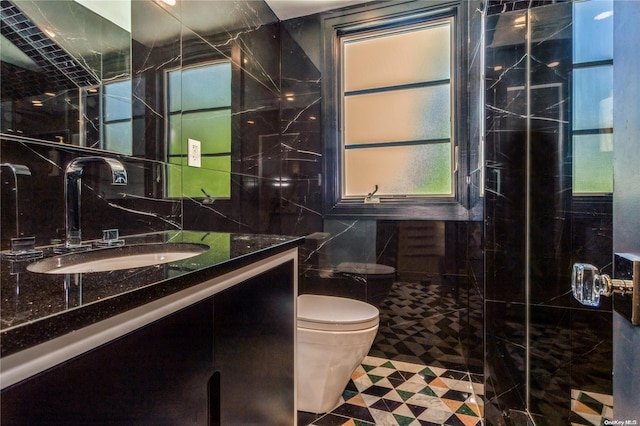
[572,255,640,326]
[571,263,634,307]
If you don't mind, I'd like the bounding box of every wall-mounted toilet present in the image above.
[297,294,379,414]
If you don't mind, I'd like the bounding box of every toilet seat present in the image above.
[298,294,379,332]
[335,262,395,277]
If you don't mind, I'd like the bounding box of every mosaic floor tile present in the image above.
[303,356,483,426]
[570,389,614,426]
[298,280,611,425]
[368,282,482,373]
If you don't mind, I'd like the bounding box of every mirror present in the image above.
[1,0,131,153]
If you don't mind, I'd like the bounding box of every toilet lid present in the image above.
[298,294,379,331]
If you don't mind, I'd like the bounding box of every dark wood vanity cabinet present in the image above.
[0,260,295,425]
[213,261,295,425]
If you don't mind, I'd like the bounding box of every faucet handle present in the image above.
[1,237,43,261]
[110,167,127,185]
[94,229,125,248]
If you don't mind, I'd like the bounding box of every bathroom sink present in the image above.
[27,243,208,274]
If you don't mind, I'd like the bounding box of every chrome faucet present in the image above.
[64,157,127,249]
[0,163,31,238]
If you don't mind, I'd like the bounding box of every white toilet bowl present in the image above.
[297,294,379,414]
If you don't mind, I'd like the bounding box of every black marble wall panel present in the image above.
[484,300,527,423]
[1,1,284,249]
[0,140,181,249]
[527,305,572,423]
[485,7,528,305]
[463,0,485,378]
[184,21,282,234]
[131,0,181,168]
[527,4,573,308]
[278,25,323,236]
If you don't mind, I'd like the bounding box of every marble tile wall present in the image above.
[484,1,614,424]
[1,0,485,377]
[288,0,485,377]
[1,0,283,249]
[0,140,180,248]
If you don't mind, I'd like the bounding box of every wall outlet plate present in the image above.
[188,138,201,168]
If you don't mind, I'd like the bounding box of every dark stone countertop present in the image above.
[1,230,303,358]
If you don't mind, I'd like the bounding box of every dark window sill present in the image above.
[325,198,482,221]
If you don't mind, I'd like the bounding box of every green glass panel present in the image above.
[181,156,231,198]
[166,159,184,198]
[168,114,182,155]
[181,109,231,153]
[573,134,613,194]
[104,122,132,155]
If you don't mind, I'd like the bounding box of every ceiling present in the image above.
[264,0,369,20]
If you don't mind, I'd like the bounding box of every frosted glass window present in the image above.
[572,0,614,196]
[167,157,231,198]
[343,22,451,92]
[166,160,183,199]
[104,80,132,121]
[340,17,454,199]
[181,63,231,111]
[168,115,182,156]
[168,110,231,157]
[344,85,451,145]
[183,156,231,198]
[181,110,231,152]
[104,122,132,155]
[573,0,613,64]
[573,134,613,194]
[102,80,132,154]
[573,66,613,131]
[166,62,231,199]
[344,144,452,197]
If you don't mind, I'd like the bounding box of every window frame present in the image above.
[321,1,475,220]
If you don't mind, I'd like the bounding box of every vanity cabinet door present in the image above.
[1,298,215,425]
[213,260,295,425]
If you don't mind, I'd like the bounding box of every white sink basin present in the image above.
[27,243,208,274]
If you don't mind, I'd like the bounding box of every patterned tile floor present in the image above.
[570,390,613,426]
[298,356,484,426]
[368,281,483,374]
[298,281,613,425]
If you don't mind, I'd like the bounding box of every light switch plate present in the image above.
[188,138,201,168]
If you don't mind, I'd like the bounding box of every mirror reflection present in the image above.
[1,0,131,152]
